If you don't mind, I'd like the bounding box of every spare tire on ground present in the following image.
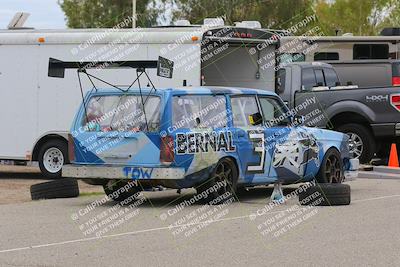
[30,178,79,200]
[298,183,351,206]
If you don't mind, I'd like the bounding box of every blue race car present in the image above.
[63,87,358,201]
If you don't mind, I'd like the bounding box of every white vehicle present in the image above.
[278,30,400,63]
[0,19,280,177]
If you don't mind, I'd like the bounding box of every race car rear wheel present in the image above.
[197,158,238,205]
[103,180,141,202]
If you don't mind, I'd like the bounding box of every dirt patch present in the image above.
[0,166,104,205]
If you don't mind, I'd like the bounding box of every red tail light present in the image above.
[391,94,400,112]
[160,136,174,164]
[392,77,400,86]
[68,134,75,162]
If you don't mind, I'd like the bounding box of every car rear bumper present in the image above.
[62,164,186,180]
[344,158,359,181]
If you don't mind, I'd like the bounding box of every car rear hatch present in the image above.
[70,93,163,166]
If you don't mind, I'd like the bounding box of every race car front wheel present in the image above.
[316,148,344,184]
[197,158,238,205]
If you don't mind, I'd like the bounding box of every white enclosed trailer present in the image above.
[0,23,278,177]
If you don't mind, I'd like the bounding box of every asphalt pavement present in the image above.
[0,177,399,267]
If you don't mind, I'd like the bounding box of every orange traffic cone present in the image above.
[388,143,399,168]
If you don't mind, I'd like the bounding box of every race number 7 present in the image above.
[247,131,265,173]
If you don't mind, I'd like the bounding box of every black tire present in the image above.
[336,123,375,164]
[298,183,351,206]
[30,178,79,200]
[316,148,344,184]
[103,180,141,202]
[38,139,68,179]
[197,158,238,205]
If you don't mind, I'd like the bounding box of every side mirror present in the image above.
[276,77,284,94]
[293,115,305,126]
[249,112,263,126]
[316,82,324,87]
[335,81,341,86]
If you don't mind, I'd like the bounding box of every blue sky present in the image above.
[0,0,66,29]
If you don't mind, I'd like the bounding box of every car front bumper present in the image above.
[62,164,186,180]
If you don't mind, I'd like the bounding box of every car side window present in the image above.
[230,96,259,127]
[353,44,389,59]
[172,95,227,129]
[258,97,290,127]
[324,68,339,87]
[301,68,316,90]
[314,52,339,61]
[315,69,325,86]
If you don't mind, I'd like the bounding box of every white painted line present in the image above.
[352,194,400,203]
[0,194,399,254]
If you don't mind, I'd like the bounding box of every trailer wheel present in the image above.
[30,178,79,200]
[336,123,375,164]
[38,140,68,179]
[298,183,351,206]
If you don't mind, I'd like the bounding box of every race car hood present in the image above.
[300,126,350,158]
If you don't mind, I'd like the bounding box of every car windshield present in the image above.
[82,94,160,132]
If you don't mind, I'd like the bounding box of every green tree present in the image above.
[314,0,393,35]
[256,0,315,30]
[167,0,315,32]
[59,0,159,28]
[379,0,400,31]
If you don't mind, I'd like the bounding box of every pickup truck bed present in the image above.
[278,62,400,163]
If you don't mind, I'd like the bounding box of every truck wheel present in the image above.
[316,148,344,184]
[38,140,68,179]
[30,178,79,200]
[336,124,375,163]
[298,184,351,206]
[197,158,238,205]
[103,180,141,202]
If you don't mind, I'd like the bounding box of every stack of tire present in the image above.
[299,149,351,206]
[30,178,79,200]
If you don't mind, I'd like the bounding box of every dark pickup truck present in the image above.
[276,62,400,163]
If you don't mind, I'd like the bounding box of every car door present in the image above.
[258,96,311,181]
[229,95,272,184]
[170,94,231,175]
